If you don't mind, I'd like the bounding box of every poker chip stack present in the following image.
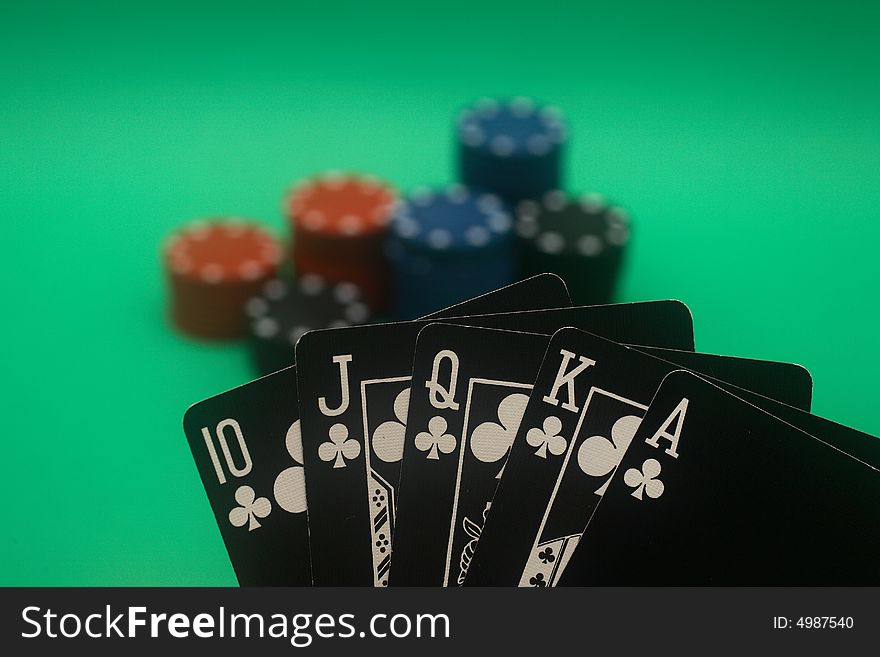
[285,173,396,313]
[456,97,567,205]
[164,219,282,339]
[246,275,371,375]
[516,191,631,305]
[386,185,516,319]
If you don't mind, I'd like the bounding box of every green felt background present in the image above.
[2,0,878,585]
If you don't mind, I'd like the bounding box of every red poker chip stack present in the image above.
[164,218,281,339]
[286,173,396,313]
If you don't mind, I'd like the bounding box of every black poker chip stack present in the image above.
[515,191,631,306]
[246,275,371,375]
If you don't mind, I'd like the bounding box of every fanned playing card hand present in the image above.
[184,279,880,587]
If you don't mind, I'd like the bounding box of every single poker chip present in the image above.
[456,97,568,204]
[285,172,396,240]
[246,275,371,375]
[389,184,513,256]
[516,191,631,305]
[164,219,281,339]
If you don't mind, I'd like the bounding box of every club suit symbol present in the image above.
[415,416,457,460]
[471,393,529,463]
[529,572,547,587]
[526,415,567,458]
[228,485,271,531]
[577,414,642,495]
[371,387,410,463]
[538,547,556,564]
[273,420,307,514]
[318,423,361,468]
[624,458,665,501]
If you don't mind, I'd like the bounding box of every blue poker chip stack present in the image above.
[456,97,568,205]
[386,185,516,319]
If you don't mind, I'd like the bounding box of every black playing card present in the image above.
[558,370,880,585]
[634,346,813,411]
[295,301,695,586]
[464,327,818,587]
[183,367,311,586]
[183,275,570,586]
[391,325,552,586]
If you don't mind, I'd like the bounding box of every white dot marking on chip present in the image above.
[606,224,630,246]
[265,279,287,300]
[477,194,502,214]
[537,232,565,254]
[171,257,193,275]
[187,220,209,237]
[239,260,263,281]
[490,135,515,157]
[395,216,420,238]
[516,220,539,239]
[539,105,564,124]
[427,229,453,250]
[246,297,269,318]
[288,195,304,216]
[357,175,380,193]
[446,184,468,203]
[345,302,370,323]
[371,204,393,224]
[510,96,535,117]
[465,225,491,247]
[200,264,224,284]
[303,211,326,230]
[262,244,281,264]
[517,199,540,219]
[487,212,512,233]
[339,214,363,236]
[607,207,630,225]
[544,190,567,212]
[551,123,569,143]
[223,219,248,238]
[460,124,485,147]
[254,317,280,338]
[577,235,604,257]
[475,97,500,117]
[579,193,606,213]
[300,274,325,295]
[526,134,551,155]
[323,171,345,189]
[334,282,359,304]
